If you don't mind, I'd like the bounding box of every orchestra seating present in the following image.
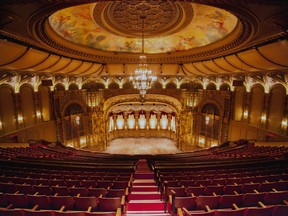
[146,141,288,216]
[0,140,287,215]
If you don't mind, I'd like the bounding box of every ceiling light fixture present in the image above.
[129,15,157,98]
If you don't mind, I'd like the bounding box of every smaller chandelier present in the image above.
[129,15,157,98]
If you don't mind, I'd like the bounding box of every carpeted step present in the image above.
[127,200,165,211]
[125,211,170,216]
[131,186,158,192]
[133,182,157,186]
[134,172,154,179]
[129,192,161,200]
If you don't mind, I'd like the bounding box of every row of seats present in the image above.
[0,170,133,180]
[0,209,117,216]
[165,188,288,215]
[181,205,288,216]
[158,171,288,182]
[0,184,129,197]
[163,181,288,198]
[0,193,125,213]
[0,179,131,192]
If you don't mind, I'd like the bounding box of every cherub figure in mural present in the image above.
[86,34,107,49]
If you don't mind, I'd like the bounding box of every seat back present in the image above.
[112,181,128,189]
[74,196,98,211]
[242,192,265,207]
[54,212,85,216]
[174,196,196,210]
[242,183,260,193]
[70,187,89,197]
[0,209,24,216]
[263,191,288,205]
[52,186,70,196]
[16,184,35,195]
[244,206,274,216]
[205,185,223,195]
[34,185,52,196]
[6,193,29,208]
[223,184,242,195]
[97,181,113,189]
[272,205,288,216]
[23,209,53,216]
[106,189,125,198]
[88,188,107,197]
[50,196,75,210]
[27,194,51,210]
[219,194,243,209]
[81,180,97,188]
[98,197,121,211]
[214,209,245,216]
[186,186,205,196]
[196,195,220,210]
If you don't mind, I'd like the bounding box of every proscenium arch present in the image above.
[103,94,183,118]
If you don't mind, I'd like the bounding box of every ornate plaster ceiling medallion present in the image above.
[94,0,193,37]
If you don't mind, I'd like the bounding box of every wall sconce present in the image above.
[18,115,23,124]
[199,137,205,146]
[243,110,248,119]
[281,118,287,130]
[80,137,87,147]
[205,115,210,125]
[75,115,80,125]
[0,120,3,131]
[261,114,267,124]
[36,111,41,119]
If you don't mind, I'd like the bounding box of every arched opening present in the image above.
[108,82,119,89]
[62,103,87,148]
[198,103,221,148]
[153,81,162,89]
[69,83,78,90]
[123,82,134,89]
[206,83,216,90]
[54,84,65,91]
[166,82,177,89]
[220,84,230,91]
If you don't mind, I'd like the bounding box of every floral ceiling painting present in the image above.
[49,2,238,54]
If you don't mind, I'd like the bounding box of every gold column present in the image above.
[134,112,139,130]
[156,113,161,130]
[124,113,128,130]
[167,113,172,131]
[145,112,150,130]
[113,113,117,131]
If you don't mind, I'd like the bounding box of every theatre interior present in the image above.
[0,0,288,215]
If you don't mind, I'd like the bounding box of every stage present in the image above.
[104,138,181,155]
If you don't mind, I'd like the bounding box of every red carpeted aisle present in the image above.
[125,159,169,216]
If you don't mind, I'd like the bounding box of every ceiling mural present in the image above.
[48,2,238,54]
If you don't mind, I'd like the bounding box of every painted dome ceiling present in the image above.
[48,1,238,54]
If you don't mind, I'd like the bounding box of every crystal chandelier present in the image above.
[129,15,157,98]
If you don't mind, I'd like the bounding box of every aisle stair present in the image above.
[125,159,169,216]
